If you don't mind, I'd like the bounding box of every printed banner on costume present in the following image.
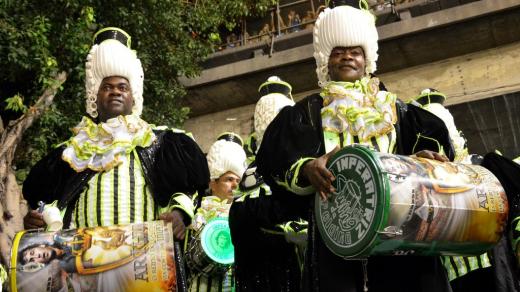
[316,145,508,258]
[10,221,176,292]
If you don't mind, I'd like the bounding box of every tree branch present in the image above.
[0,72,67,160]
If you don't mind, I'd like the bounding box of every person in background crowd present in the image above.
[301,10,316,30]
[230,76,309,291]
[288,10,302,32]
[187,133,247,292]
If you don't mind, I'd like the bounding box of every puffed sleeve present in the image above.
[396,101,455,161]
[22,146,75,209]
[144,130,209,219]
[256,95,324,195]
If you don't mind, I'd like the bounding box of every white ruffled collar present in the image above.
[320,77,397,141]
[62,115,156,172]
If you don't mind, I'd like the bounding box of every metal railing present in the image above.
[216,0,448,51]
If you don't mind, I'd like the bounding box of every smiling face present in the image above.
[96,76,134,122]
[328,46,366,82]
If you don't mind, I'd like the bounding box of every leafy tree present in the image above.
[0,0,276,175]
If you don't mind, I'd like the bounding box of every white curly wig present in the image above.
[313,5,379,87]
[85,39,144,118]
[254,92,295,147]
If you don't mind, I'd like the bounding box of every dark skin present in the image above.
[95,76,134,123]
[24,76,188,240]
[303,46,449,201]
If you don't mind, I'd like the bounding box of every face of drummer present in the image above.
[210,171,241,201]
[328,46,366,83]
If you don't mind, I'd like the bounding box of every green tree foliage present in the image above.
[0,0,276,176]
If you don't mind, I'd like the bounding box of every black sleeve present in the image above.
[256,96,324,186]
[481,152,520,218]
[22,146,75,209]
[481,152,520,291]
[396,101,455,161]
[149,131,209,206]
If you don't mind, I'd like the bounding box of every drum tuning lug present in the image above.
[377,226,403,237]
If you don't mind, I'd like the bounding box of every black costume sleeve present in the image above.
[481,152,520,292]
[22,146,75,210]
[143,130,209,207]
[396,101,455,160]
[256,95,324,188]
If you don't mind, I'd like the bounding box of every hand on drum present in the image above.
[413,150,449,162]
[302,146,340,201]
[159,209,187,241]
[23,209,46,230]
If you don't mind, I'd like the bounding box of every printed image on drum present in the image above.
[185,217,234,276]
[315,145,509,258]
[378,154,425,241]
[315,145,390,258]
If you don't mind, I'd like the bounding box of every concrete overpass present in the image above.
[180,0,520,158]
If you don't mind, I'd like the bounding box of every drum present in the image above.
[9,221,176,292]
[315,145,508,258]
[186,217,234,276]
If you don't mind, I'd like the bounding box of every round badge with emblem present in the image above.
[201,217,235,264]
[315,145,389,258]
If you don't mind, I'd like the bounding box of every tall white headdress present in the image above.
[85,27,144,118]
[313,4,379,87]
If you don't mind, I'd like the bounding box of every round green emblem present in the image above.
[315,145,388,258]
[201,217,234,264]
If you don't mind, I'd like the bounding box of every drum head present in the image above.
[315,145,389,258]
[200,218,234,265]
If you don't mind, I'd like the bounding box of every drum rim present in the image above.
[315,145,390,258]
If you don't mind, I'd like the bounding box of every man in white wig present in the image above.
[229,76,311,291]
[188,134,247,292]
[256,1,456,291]
[242,76,294,163]
[23,28,209,243]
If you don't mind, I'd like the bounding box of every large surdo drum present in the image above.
[315,145,508,258]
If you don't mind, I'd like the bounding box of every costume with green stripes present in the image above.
[23,115,208,229]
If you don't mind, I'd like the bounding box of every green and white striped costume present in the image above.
[71,150,161,228]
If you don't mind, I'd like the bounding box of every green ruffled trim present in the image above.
[321,77,368,98]
[320,77,397,140]
[275,157,315,195]
[66,116,155,159]
[234,184,271,202]
[159,193,195,220]
[62,115,156,172]
[412,133,443,155]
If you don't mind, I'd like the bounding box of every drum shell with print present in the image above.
[185,217,234,276]
[315,145,508,258]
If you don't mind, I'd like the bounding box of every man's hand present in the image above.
[159,209,187,241]
[302,146,340,201]
[24,210,46,230]
[413,150,449,162]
